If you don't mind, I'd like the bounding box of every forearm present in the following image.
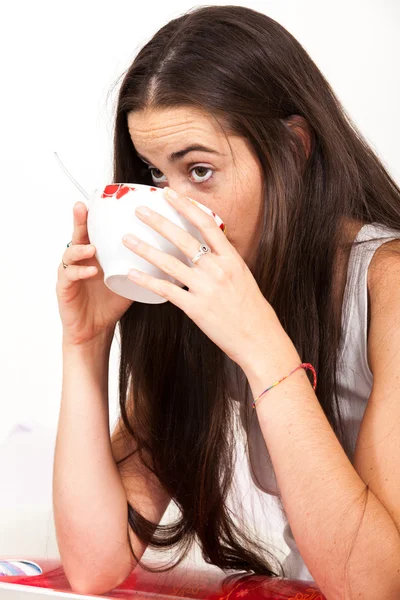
[53,332,132,592]
[239,321,400,600]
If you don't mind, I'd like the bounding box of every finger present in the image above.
[71,202,90,246]
[61,243,95,266]
[160,188,233,258]
[58,263,98,284]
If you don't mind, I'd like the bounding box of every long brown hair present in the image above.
[110,4,400,578]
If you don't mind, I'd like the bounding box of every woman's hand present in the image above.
[56,202,134,347]
[122,187,279,368]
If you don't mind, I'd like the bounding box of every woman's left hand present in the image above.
[122,186,279,368]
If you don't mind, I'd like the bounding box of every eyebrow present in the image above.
[136,144,224,165]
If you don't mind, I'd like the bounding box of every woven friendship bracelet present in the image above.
[252,362,317,409]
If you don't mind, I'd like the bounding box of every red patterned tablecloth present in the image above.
[0,557,326,599]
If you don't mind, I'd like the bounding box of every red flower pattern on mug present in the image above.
[101,184,158,199]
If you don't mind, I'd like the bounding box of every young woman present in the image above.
[53,5,400,598]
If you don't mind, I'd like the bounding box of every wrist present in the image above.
[241,331,312,406]
[239,312,296,374]
[62,329,115,355]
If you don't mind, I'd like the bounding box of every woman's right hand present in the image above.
[56,201,135,347]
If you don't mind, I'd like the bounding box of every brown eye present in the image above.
[188,165,214,183]
[148,168,167,183]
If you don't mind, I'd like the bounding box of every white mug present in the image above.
[86,183,226,304]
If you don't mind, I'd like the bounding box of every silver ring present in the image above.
[190,243,211,264]
[63,241,73,268]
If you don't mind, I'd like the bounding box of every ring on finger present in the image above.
[63,240,73,268]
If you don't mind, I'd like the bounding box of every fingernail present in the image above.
[136,206,152,217]
[165,187,179,200]
[123,234,139,245]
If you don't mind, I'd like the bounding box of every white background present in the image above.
[0,0,399,562]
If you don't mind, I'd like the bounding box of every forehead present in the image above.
[127,106,225,148]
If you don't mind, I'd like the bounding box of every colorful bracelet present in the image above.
[252,362,317,409]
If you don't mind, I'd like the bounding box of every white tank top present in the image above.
[225,221,400,581]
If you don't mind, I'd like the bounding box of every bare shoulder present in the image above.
[366,237,400,373]
[367,237,400,293]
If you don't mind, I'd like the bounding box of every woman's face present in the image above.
[127,106,265,269]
